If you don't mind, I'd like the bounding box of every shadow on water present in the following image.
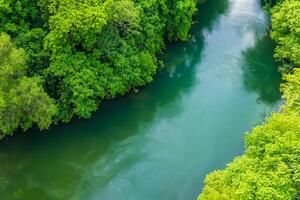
[241,36,282,104]
[0,0,230,199]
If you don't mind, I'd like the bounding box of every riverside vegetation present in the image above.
[1,0,299,199]
[199,0,300,199]
[0,0,203,137]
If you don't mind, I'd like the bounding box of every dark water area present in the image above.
[0,0,282,199]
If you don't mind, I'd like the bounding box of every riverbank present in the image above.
[0,0,203,138]
[199,0,300,199]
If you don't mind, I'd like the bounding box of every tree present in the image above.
[0,0,203,136]
[271,0,300,71]
[199,113,300,200]
[0,33,56,137]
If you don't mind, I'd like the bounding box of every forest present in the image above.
[199,0,300,199]
[1,0,300,199]
[0,0,202,138]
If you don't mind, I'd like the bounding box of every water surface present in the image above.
[0,0,282,199]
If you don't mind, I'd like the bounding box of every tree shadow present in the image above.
[241,36,282,105]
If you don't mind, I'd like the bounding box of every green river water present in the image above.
[0,0,282,199]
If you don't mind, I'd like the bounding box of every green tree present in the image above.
[0,33,56,137]
[271,0,300,71]
[199,113,300,200]
[281,68,300,115]
[0,0,203,136]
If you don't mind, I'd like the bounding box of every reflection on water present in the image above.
[241,37,281,104]
[0,0,281,200]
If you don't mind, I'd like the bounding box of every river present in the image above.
[0,0,282,199]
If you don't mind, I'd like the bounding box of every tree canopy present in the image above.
[0,33,56,138]
[271,0,300,71]
[0,0,203,136]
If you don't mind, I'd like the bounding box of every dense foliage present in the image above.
[0,33,56,138]
[0,0,203,137]
[270,0,300,72]
[199,106,300,199]
[199,0,300,199]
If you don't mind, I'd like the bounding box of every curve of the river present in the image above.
[0,0,282,199]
